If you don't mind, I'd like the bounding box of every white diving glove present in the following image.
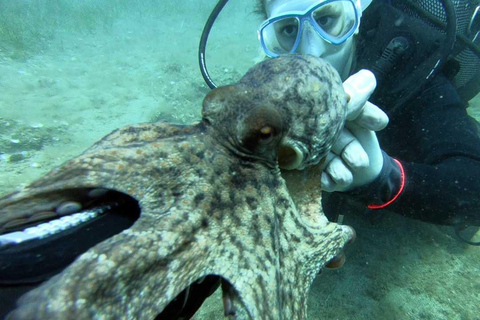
[321,70,389,192]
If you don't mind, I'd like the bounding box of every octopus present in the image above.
[0,55,353,319]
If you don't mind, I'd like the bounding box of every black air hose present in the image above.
[198,0,230,89]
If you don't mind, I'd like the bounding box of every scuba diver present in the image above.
[200,0,480,238]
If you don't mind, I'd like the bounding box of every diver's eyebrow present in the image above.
[275,17,297,26]
[314,3,343,15]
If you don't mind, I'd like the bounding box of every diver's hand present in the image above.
[321,70,389,192]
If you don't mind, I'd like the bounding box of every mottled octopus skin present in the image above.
[0,55,350,319]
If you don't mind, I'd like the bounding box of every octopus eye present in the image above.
[240,106,283,152]
[259,126,274,143]
[241,124,279,152]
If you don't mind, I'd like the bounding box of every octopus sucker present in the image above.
[0,55,352,319]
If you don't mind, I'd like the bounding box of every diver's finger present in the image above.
[331,128,369,169]
[331,128,356,155]
[353,101,389,131]
[325,156,353,188]
[321,151,336,170]
[343,69,376,120]
[321,172,337,192]
[342,138,369,169]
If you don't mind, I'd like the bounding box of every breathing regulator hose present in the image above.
[198,0,230,89]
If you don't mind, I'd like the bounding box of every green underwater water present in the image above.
[0,0,479,319]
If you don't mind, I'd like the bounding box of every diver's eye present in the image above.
[281,24,298,37]
[259,126,274,143]
[316,15,336,31]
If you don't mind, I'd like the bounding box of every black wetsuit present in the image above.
[324,75,480,226]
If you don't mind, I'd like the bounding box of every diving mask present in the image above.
[258,0,364,57]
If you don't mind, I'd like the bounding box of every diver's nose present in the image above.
[298,22,329,57]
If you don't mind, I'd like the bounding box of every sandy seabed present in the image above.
[1,1,480,319]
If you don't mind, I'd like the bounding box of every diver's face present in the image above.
[263,0,357,79]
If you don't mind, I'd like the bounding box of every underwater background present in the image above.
[0,0,479,319]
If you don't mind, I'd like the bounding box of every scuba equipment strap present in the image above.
[356,0,480,110]
[391,0,457,112]
[355,0,457,112]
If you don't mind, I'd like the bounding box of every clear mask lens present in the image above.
[260,0,358,56]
